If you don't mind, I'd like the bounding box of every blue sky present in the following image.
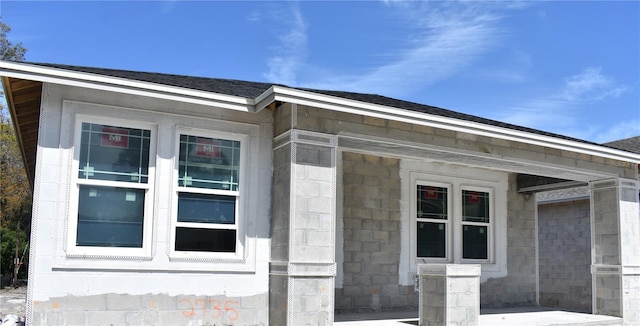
[1,1,638,143]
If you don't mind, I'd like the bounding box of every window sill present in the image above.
[56,253,255,273]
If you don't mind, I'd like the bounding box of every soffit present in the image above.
[2,77,42,188]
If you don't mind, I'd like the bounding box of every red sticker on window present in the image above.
[101,127,129,148]
[423,187,439,200]
[467,191,481,203]
[196,138,220,158]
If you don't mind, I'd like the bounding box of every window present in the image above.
[68,120,155,256]
[171,131,244,257]
[416,185,449,259]
[414,183,493,262]
[462,189,490,260]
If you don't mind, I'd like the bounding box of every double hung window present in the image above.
[69,120,155,256]
[415,183,493,262]
[171,131,244,257]
[416,185,450,259]
[461,189,490,260]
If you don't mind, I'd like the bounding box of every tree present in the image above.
[0,19,29,287]
[0,22,26,62]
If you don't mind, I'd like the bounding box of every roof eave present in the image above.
[2,61,637,166]
[0,61,257,113]
[268,86,640,165]
[1,76,34,189]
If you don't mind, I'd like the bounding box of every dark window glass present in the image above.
[462,190,490,223]
[175,227,236,252]
[417,221,446,258]
[76,185,144,247]
[78,123,150,183]
[417,186,447,219]
[177,193,235,224]
[178,135,240,191]
[463,225,488,259]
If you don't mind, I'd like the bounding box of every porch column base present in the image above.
[269,262,336,326]
[418,264,481,326]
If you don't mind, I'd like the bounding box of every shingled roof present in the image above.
[30,62,601,147]
[604,136,640,154]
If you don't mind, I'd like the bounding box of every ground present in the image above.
[0,285,26,321]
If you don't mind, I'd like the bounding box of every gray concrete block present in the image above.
[106,293,142,311]
[86,310,126,326]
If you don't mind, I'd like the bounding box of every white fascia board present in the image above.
[0,62,255,112]
[255,85,277,111]
[270,86,640,164]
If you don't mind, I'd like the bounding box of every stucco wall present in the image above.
[28,84,273,325]
[336,152,417,312]
[538,199,592,312]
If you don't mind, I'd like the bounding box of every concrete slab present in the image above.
[335,307,623,326]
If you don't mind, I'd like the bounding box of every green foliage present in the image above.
[0,21,26,61]
[0,18,30,284]
[1,223,29,279]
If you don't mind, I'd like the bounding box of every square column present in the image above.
[590,178,640,323]
[270,130,338,326]
[418,264,481,326]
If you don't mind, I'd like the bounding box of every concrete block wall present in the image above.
[269,129,337,325]
[418,264,481,326]
[590,179,640,323]
[290,105,636,180]
[420,275,446,323]
[337,152,418,312]
[270,144,292,262]
[32,293,268,326]
[480,174,537,308]
[538,199,592,312]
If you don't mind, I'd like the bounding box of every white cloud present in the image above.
[561,67,629,102]
[262,4,307,86]
[300,2,511,96]
[494,67,633,142]
[260,2,521,95]
[591,119,640,143]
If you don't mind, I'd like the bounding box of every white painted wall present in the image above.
[28,83,273,302]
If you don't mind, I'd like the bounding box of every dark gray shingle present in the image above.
[28,62,610,146]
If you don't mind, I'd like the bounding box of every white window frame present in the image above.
[412,180,495,265]
[169,127,248,261]
[66,115,156,258]
[414,181,452,262]
[403,162,509,282]
[459,185,494,263]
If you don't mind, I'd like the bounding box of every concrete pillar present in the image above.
[270,130,337,326]
[418,264,481,326]
[590,178,640,323]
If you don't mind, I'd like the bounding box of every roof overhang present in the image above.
[1,61,639,190]
[0,61,255,112]
[1,76,41,187]
[257,85,640,165]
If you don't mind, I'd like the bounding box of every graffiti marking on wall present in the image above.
[178,298,239,321]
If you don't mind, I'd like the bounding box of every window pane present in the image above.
[417,186,447,219]
[178,135,240,191]
[177,193,235,224]
[78,123,151,183]
[417,222,446,258]
[462,190,490,223]
[76,185,144,247]
[463,225,488,259]
[175,227,236,252]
